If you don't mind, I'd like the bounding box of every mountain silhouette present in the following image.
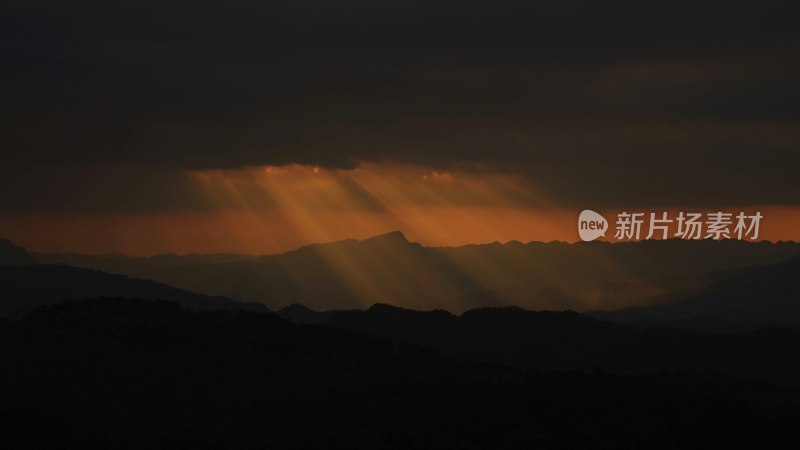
[278,303,332,324]
[322,302,800,386]
[593,254,800,323]
[3,297,800,449]
[0,237,36,266]
[0,264,268,319]
[2,236,800,446]
[34,233,800,312]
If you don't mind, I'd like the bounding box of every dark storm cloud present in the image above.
[0,165,217,213]
[2,0,800,210]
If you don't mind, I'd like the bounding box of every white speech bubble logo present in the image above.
[578,210,608,242]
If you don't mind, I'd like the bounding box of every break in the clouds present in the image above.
[2,0,800,210]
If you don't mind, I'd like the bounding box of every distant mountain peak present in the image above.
[361,231,409,244]
[279,303,317,314]
[277,303,331,324]
[290,231,412,256]
[367,302,407,313]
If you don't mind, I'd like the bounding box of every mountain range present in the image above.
[593,254,800,323]
[5,297,800,449]
[33,232,800,312]
[0,238,267,318]
[282,302,800,386]
[4,234,800,448]
[5,233,800,326]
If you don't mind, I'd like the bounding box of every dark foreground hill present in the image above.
[321,303,800,386]
[0,264,268,319]
[2,298,800,449]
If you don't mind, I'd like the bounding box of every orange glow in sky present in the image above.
[2,163,800,255]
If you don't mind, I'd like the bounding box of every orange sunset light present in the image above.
[1,163,799,256]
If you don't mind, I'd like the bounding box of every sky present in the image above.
[2,1,800,254]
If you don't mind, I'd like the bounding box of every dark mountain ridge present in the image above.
[0,237,36,266]
[322,302,800,386]
[3,297,800,449]
[593,254,800,323]
[0,264,268,319]
[33,233,800,312]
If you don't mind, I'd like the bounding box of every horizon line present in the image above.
[16,231,800,259]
